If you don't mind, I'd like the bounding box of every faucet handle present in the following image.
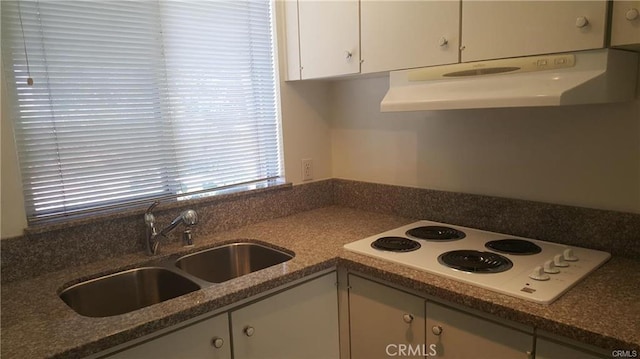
[182,209,198,226]
[144,201,159,225]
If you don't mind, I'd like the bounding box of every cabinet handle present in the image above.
[243,326,255,337]
[526,350,533,359]
[575,16,589,28]
[432,325,443,336]
[439,37,448,47]
[211,337,224,349]
[402,314,414,323]
[626,8,639,21]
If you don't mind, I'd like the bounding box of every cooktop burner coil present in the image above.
[371,237,421,252]
[485,239,542,255]
[406,226,466,241]
[438,250,513,273]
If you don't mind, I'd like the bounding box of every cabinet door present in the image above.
[348,275,426,359]
[231,273,339,359]
[281,0,302,81]
[298,0,360,79]
[104,313,231,359]
[536,337,607,359]
[360,0,460,73]
[426,302,533,358]
[461,1,607,62]
[611,1,640,47]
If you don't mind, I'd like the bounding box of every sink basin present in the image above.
[59,243,294,317]
[59,267,200,317]
[175,242,294,283]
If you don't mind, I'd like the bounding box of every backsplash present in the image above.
[333,179,640,258]
[0,180,334,283]
[2,178,638,283]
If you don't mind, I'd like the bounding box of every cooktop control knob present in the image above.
[563,248,578,261]
[543,260,560,274]
[554,254,570,267]
[529,266,550,281]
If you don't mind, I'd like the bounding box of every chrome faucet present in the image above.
[144,201,199,255]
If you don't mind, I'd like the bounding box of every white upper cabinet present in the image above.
[360,0,460,73]
[297,0,360,79]
[281,0,610,80]
[281,0,303,81]
[460,1,608,62]
[611,1,640,48]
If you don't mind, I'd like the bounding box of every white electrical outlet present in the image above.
[302,158,313,181]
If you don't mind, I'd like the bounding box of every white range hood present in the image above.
[380,49,639,112]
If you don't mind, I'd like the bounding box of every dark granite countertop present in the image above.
[2,206,639,358]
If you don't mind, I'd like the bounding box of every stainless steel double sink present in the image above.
[59,242,294,317]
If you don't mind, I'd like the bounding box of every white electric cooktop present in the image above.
[344,220,610,304]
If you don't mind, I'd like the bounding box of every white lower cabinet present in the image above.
[105,313,231,359]
[426,302,534,358]
[97,272,609,359]
[348,274,535,359]
[231,272,339,359]
[535,336,608,359]
[348,274,426,359]
[100,272,338,359]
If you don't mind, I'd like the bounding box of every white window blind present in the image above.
[1,0,281,222]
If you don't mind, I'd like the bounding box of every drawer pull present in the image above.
[244,326,255,337]
[432,325,443,336]
[212,337,224,348]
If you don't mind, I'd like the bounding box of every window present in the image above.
[1,0,282,223]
